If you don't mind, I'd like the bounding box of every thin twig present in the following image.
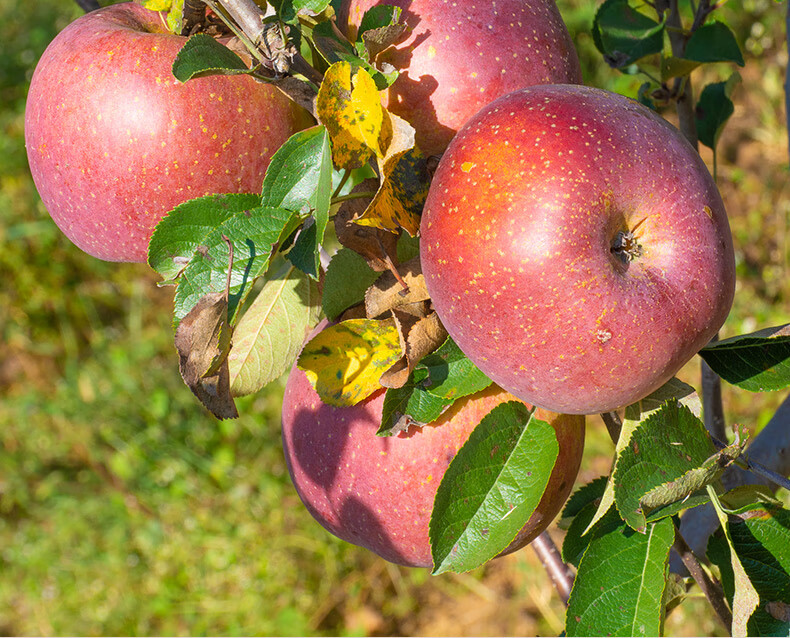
[673,526,733,634]
[74,0,100,12]
[601,411,622,444]
[786,0,790,164]
[531,531,574,605]
[712,436,790,492]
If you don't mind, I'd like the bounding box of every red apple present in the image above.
[281,359,585,568]
[420,84,736,415]
[339,0,582,157]
[25,2,312,263]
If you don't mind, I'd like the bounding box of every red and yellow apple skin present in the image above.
[25,2,312,262]
[281,361,585,568]
[420,84,736,415]
[339,0,582,157]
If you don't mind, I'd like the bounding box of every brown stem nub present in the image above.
[181,0,207,35]
[531,531,574,605]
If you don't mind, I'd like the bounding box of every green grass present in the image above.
[1,0,788,635]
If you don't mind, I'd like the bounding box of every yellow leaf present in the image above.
[354,110,427,236]
[297,318,401,406]
[137,0,173,11]
[317,61,384,169]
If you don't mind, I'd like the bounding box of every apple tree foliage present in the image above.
[132,0,790,634]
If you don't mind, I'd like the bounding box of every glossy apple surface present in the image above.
[421,84,736,415]
[25,2,311,262]
[281,361,585,568]
[339,0,582,156]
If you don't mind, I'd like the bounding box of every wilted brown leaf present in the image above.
[174,291,238,420]
[365,255,429,318]
[173,235,238,420]
[361,23,409,61]
[380,310,448,389]
[335,178,400,272]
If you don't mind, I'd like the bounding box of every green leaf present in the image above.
[285,219,320,278]
[172,206,300,324]
[312,20,399,89]
[148,193,261,280]
[685,21,745,66]
[378,380,452,436]
[322,248,382,320]
[262,126,333,216]
[262,126,333,278]
[228,263,321,396]
[172,34,250,82]
[613,400,734,532]
[696,72,741,151]
[561,477,609,568]
[357,4,402,35]
[699,324,790,392]
[708,502,790,637]
[294,0,331,13]
[661,56,701,82]
[585,378,700,534]
[356,5,407,61]
[566,517,674,637]
[416,337,493,401]
[592,0,665,69]
[707,488,761,637]
[166,0,185,33]
[429,402,558,574]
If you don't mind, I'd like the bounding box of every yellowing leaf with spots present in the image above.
[354,110,429,236]
[297,318,402,406]
[134,0,184,33]
[317,61,383,169]
[135,0,173,10]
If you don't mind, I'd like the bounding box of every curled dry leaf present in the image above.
[173,235,238,419]
[354,110,428,236]
[334,178,400,272]
[174,290,238,420]
[380,309,448,389]
[365,255,429,318]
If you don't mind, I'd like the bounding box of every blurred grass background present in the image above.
[0,0,787,635]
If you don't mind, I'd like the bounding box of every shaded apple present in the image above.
[281,355,585,568]
[339,0,582,156]
[25,2,312,262]
[421,84,736,415]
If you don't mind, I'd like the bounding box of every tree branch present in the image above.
[74,0,100,12]
[786,0,790,163]
[601,411,622,443]
[531,531,574,605]
[673,526,733,634]
[675,392,790,570]
[213,0,321,115]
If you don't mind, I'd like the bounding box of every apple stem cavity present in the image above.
[610,229,643,264]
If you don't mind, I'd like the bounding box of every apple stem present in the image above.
[531,531,574,606]
[331,191,379,205]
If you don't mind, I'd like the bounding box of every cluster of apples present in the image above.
[25,0,735,568]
